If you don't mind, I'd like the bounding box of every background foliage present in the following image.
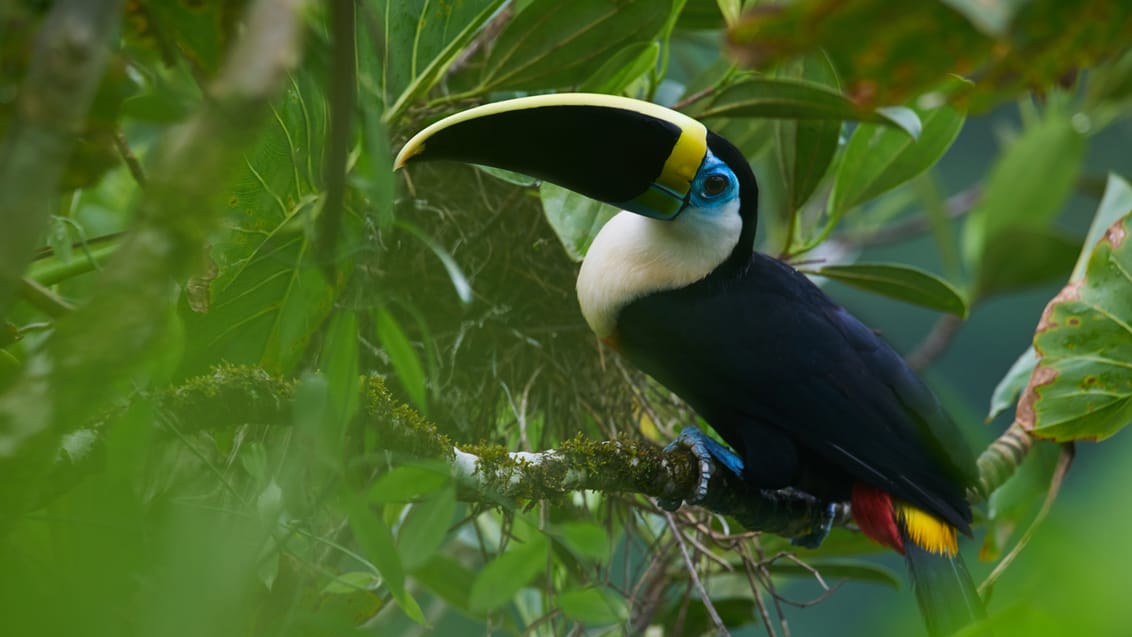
[2,0,1132,635]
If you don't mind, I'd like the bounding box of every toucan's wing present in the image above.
[616,253,977,531]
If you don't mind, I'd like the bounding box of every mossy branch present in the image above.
[43,365,1037,543]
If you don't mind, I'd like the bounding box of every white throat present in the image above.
[576,203,743,338]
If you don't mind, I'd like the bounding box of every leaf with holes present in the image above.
[988,175,1132,420]
[1019,214,1132,441]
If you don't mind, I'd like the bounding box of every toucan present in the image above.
[395,93,986,635]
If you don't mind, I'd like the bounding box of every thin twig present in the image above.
[665,512,732,637]
[114,129,146,186]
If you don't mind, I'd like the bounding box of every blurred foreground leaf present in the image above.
[727,0,1132,110]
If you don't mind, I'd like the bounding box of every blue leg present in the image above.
[657,426,745,511]
[790,501,838,549]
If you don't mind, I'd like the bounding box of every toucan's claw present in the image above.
[790,501,838,549]
[657,426,745,511]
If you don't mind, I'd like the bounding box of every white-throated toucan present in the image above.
[395,93,986,636]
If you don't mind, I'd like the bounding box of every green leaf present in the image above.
[830,89,966,215]
[322,571,382,595]
[962,111,1086,270]
[394,220,473,305]
[375,0,506,113]
[1072,174,1132,280]
[813,263,968,317]
[579,41,660,94]
[556,587,628,625]
[773,558,901,588]
[686,77,922,138]
[1022,214,1132,441]
[468,534,548,614]
[321,310,360,437]
[974,226,1080,299]
[374,306,429,415]
[775,54,842,221]
[358,105,396,230]
[550,520,611,561]
[411,554,475,612]
[540,182,621,262]
[479,0,673,92]
[178,71,336,377]
[344,494,426,624]
[989,176,1132,421]
[397,487,457,571]
[370,464,451,503]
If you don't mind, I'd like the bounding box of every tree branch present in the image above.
[35,365,1039,546]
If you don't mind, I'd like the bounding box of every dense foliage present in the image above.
[2,1,1132,636]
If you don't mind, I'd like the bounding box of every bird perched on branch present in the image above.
[395,93,985,636]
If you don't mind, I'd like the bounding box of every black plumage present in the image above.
[615,134,978,533]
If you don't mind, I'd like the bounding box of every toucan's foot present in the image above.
[657,426,745,511]
[790,501,838,549]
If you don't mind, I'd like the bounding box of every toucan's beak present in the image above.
[394,93,708,220]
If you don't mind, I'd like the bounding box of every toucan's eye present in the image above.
[702,174,730,197]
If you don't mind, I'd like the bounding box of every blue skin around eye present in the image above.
[687,150,739,212]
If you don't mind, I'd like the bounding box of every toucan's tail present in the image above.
[852,485,987,636]
[904,534,986,637]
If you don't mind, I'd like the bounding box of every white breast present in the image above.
[575,204,742,338]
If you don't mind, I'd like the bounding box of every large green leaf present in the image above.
[986,175,1132,420]
[374,306,429,415]
[397,487,457,571]
[411,554,476,612]
[468,534,548,614]
[556,586,628,625]
[320,310,360,438]
[374,0,504,112]
[478,0,674,92]
[178,72,338,377]
[812,262,968,317]
[344,493,427,624]
[578,41,660,94]
[775,54,841,234]
[1020,213,1132,441]
[961,110,1086,271]
[830,87,966,216]
[540,182,620,262]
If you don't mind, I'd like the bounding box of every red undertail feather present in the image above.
[852,484,959,556]
[851,483,904,553]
